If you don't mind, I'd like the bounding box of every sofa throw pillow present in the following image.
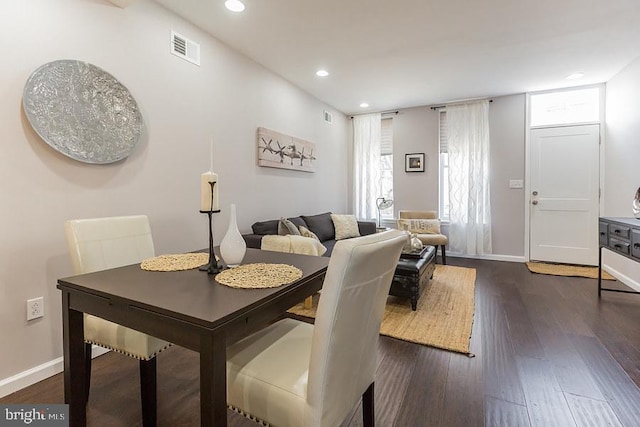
[278,218,301,236]
[331,214,360,240]
[301,212,335,242]
[287,216,307,230]
[299,225,320,242]
[397,218,441,234]
[252,219,280,235]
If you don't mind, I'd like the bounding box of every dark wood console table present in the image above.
[598,217,640,296]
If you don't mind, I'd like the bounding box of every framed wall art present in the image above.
[405,153,425,172]
[257,127,316,173]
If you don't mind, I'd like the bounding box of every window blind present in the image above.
[439,110,448,153]
[381,118,393,155]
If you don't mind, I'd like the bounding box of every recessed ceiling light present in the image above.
[225,0,245,12]
[566,72,585,80]
[360,102,369,108]
[315,70,329,77]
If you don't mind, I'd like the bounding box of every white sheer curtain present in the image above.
[352,113,382,220]
[447,100,492,255]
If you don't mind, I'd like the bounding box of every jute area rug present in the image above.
[287,265,476,356]
[526,261,615,280]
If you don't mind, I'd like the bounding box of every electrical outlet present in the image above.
[27,297,44,321]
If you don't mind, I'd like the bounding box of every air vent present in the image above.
[171,31,200,66]
[323,110,333,124]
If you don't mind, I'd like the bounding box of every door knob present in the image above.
[532,191,538,196]
[532,200,538,205]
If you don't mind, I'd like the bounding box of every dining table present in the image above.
[57,247,330,426]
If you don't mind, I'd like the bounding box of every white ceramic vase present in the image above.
[220,203,246,267]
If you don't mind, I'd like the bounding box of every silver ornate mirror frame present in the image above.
[23,59,142,164]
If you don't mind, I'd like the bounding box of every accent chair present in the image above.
[398,210,448,264]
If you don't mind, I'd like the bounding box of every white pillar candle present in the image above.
[200,172,219,211]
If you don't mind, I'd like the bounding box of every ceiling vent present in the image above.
[171,30,200,66]
[323,110,333,124]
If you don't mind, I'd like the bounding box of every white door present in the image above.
[529,124,600,265]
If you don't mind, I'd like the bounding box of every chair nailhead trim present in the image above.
[84,340,172,361]
[228,404,271,426]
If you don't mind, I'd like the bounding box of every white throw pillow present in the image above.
[331,214,360,240]
[397,218,441,234]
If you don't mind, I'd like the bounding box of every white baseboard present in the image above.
[602,264,640,292]
[0,346,109,399]
[0,357,63,399]
[447,253,526,263]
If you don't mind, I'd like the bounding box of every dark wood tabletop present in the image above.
[57,248,330,426]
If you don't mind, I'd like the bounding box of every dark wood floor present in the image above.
[4,258,640,426]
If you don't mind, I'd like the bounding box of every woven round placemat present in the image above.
[215,263,303,289]
[140,253,211,272]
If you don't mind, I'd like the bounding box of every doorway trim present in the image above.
[524,84,606,262]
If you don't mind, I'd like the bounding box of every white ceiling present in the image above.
[154,0,640,115]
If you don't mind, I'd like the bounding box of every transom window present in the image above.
[530,87,600,127]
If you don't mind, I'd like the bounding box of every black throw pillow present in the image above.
[301,212,335,242]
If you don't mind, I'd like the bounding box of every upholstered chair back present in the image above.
[64,215,169,362]
[306,230,405,425]
[399,210,438,220]
[65,215,155,275]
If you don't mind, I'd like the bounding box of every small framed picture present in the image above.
[405,153,425,172]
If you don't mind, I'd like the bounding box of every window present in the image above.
[530,87,600,127]
[379,118,394,219]
[439,111,449,221]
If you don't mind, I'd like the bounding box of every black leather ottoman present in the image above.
[389,245,436,310]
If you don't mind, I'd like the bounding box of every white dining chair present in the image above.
[64,215,171,427]
[226,230,406,426]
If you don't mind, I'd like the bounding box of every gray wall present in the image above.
[602,56,640,285]
[390,94,526,258]
[392,107,440,211]
[488,95,526,257]
[0,0,348,388]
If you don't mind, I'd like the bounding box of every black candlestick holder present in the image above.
[199,181,223,274]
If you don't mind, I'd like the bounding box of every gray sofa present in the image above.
[242,212,376,256]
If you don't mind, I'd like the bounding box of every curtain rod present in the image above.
[350,110,399,119]
[430,99,493,110]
